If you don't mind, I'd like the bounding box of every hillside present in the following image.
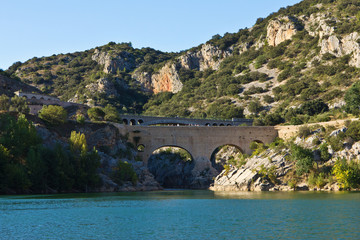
[6,0,360,124]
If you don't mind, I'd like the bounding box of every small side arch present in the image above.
[138,119,144,125]
[130,119,136,125]
[137,144,145,152]
[210,144,244,172]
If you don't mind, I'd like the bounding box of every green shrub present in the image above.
[300,99,329,116]
[319,143,330,162]
[346,121,360,141]
[290,144,314,176]
[9,96,29,114]
[76,114,85,124]
[87,107,105,121]
[298,126,311,138]
[39,105,67,125]
[111,160,138,185]
[332,158,360,189]
[0,94,10,111]
[327,136,343,152]
[344,81,360,115]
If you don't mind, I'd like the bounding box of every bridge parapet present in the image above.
[119,114,253,126]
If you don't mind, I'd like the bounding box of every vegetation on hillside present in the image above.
[0,113,101,194]
[5,0,360,124]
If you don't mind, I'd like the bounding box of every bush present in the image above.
[0,94,10,111]
[9,96,29,114]
[111,160,138,185]
[87,107,105,121]
[263,95,274,104]
[300,99,329,116]
[38,105,67,125]
[327,136,343,152]
[263,113,283,126]
[298,126,311,138]
[332,158,360,189]
[344,81,360,115]
[247,100,263,114]
[319,143,331,162]
[346,121,360,141]
[290,144,314,176]
[76,114,85,124]
[103,104,120,122]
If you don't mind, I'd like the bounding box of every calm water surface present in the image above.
[1,190,360,239]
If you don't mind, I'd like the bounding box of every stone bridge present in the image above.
[116,124,278,176]
[119,114,253,126]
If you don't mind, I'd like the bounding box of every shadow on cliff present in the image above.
[147,148,212,189]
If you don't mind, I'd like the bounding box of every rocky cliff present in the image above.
[210,122,360,192]
[132,44,232,93]
[266,16,301,46]
[92,49,136,73]
[210,149,293,191]
[35,120,162,192]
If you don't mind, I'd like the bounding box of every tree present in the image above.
[87,107,105,121]
[0,114,41,159]
[346,121,360,141]
[332,158,360,189]
[248,100,263,115]
[319,143,330,162]
[69,131,87,155]
[300,99,329,116]
[104,104,120,122]
[9,96,29,113]
[38,105,67,125]
[69,131,100,191]
[345,81,360,115]
[0,94,10,111]
[26,146,47,192]
[291,144,314,176]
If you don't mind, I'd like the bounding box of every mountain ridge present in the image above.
[5,0,360,124]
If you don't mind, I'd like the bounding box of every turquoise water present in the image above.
[1,190,360,239]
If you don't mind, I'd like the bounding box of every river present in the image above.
[1,190,360,239]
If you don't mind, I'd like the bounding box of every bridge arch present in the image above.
[147,146,195,188]
[137,119,144,125]
[210,144,244,172]
[130,119,136,125]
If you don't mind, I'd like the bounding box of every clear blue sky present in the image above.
[0,0,302,70]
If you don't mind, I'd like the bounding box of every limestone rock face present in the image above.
[92,49,136,74]
[210,149,293,191]
[151,63,183,94]
[267,16,300,46]
[132,44,231,93]
[179,44,233,71]
[303,13,335,38]
[133,63,183,94]
[86,78,119,97]
[320,32,360,67]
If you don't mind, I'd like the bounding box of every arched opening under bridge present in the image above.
[210,144,245,172]
[147,146,195,188]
